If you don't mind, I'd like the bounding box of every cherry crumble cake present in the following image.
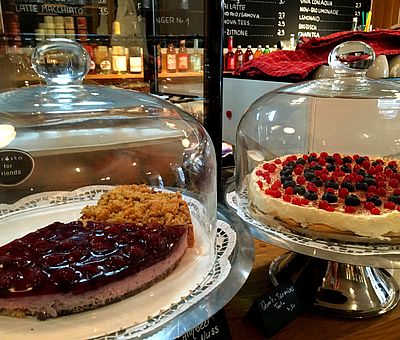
[249,152,400,238]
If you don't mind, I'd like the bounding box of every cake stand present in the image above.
[225,183,400,318]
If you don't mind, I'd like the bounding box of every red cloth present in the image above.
[234,29,400,80]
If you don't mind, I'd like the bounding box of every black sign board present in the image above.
[224,0,371,47]
[178,309,232,340]
[246,281,302,337]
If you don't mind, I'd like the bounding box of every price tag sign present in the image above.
[178,309,232,340]
[246,281,302,337]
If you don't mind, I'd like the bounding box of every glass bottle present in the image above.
[166,42,177,73]
[224,36,235,71]
[234,45,243,68]
[178,40,189,72]
[129,46,142,74]
[243,45,253,63]
[289,34,296,50]
[190,38,202,72]
[254,45,263,58]
[111,21,127,74]
[263,45,271,54]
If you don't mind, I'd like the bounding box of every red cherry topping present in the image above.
[318,158,326,166]
[371,207,381,215]
[310,152,317,158]
[302,154,309,160]
[256,170,263,176]
[368,166,376,175]
[274,158,282,164]
[321,174,329,181]
[301,198,310,205]
[326,205,335,212]
[389,179,399,188]
[377,188,387,197]
[394,189,400,195]
[294,166,303,175]
[375,165,384,173]
[257,181,263,189]
[268,163,277,173]
[361,161,370,170]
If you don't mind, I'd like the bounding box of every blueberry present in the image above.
[308,156,318,163]
[340,165,352,173]
[295,185,306,195]
[304,191,318,200]
[358,169,366,176]
[364,177,376,186]
[326,156,335,164]
[325,180,339,190]
[304,171,316,181]
[345,194,361,206]
[341,181,355,192]
[385,165,398,173]
[355,181,368,191]
[310,165,323,171]
[326,164,336,172]
[371,161,379,167]
[280,169,293,177]
[283,180,296,188]
[311,177,324,187]
[322,192,338,203]
[367,195,382,206]
[296,158,306,165]
[388,195,400,205]
[356,157,366,165]
[281,175,293,183]
[342,156,353,164]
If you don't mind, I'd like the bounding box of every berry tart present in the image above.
[0,184,194,319]
[248,153,400,239]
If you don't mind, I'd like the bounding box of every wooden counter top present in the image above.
[224,239,400,339]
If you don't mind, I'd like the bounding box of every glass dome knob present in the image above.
[31,38,91,85]
[328,41,375,74]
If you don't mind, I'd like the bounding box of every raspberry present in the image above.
[368,166,376,175]
[307,182,318,192]
[371,207,381,215]
[344,206,357,214]
[257,181,263,189]
[296,176,306,185]
[285,187,294,195]
[271,190,282,198]
[353,154,360,160]
[268,163,277,173]
[310,152,317,158]
[315,170,322,177]
[256,170,263,176]
[375,165,384,173]
[318,200,330,209]
[302,154,309,160]
[389,179,399,188]
[320,152,328,158]
[377,180,386,188]
[389,160,398,167]
[367,185,377,194]
[333,153,341,160]
[377,188,387,197]
[294,166,303,175]
[262,163,270,171]
[339,188,349,198]
[292,197,302,205]
[364,201,375,210]
[362,161,370,170]
[301,198,310,205]
[321,174,329,182]
[274,158,282,164]
[394,189,400,195]
[283,194,292,202]
[265,188,273,196]
[326,188,335,194]
[290,155,298,161]
[384,201,396,210]
[326,205,335,212]
[264,176,271,184]
[318,158,326,166]
[272,180,281,189]
[385,169,394,177]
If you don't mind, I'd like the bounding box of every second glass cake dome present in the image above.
[236,41,400,200]
[0,39,217,243]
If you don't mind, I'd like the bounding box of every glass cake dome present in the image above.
[0,39,217,246]
[236,41,400,200]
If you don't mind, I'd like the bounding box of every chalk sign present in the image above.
[224,0,371,47]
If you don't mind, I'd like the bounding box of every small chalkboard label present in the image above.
[178,308,231,340]
[246,281,302,337]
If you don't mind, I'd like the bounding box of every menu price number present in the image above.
[98,6,108,15]
[277,11,286,36]
[246,281,302,337]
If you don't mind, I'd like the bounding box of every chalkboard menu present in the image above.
[224,0,371,47]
